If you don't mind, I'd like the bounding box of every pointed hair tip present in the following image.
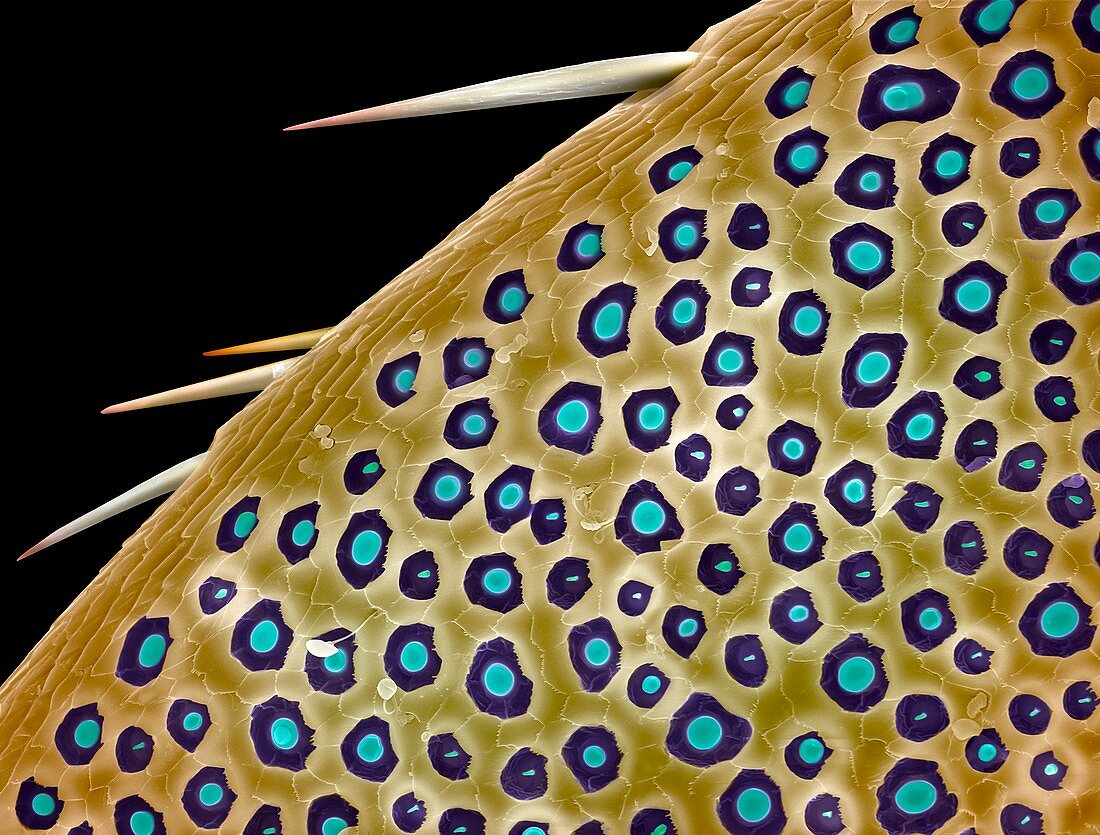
[99,359,293,414]
[203,329,330,357]
[18,536,55,561]
[102,401,140,415]
[281,51,700,131]
[285,119,342,132]
[17,453,206,562]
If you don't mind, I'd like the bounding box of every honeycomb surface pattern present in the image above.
[3,1,1098,832]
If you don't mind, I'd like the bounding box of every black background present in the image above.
[5,4,752,680]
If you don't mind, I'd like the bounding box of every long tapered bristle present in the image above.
[18,454,206,560]
[204,327,330,356]
[284,52,698,130]
[102,360,296,414]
